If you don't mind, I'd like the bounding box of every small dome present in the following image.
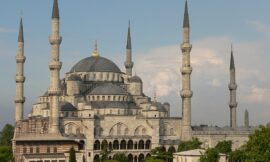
[90,83,126,95]
[129,75,142,83]
[70,56,121,73]
[60,102,77,111]
[67,75,82,81]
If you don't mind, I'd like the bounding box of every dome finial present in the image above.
[92,40,99,57]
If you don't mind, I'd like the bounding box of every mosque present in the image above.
[12,0,252,162]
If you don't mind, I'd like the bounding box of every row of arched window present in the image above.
[94,140,151,150]
[86,95,128,102]
[94,153,149,162]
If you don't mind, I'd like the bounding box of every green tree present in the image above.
[69,146,77,162]
[214,140,232,155]
[178,138,202,152]
[244,125,270,161]
[200,148,219,162]
[229,148,247,162]
[0,124,14,146]
[103,160,118,162]
[113,153,128,162]
[150,147,171,161]
[0,146,13,162]
[145,156,163,162]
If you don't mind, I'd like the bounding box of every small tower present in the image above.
[180,0,193,141]
[124,21,134,76]
[244,109,249,128]
[228,45,237,129]
[14,18,26,122]
[48,0,62,134]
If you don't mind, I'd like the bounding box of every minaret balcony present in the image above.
[49,35,62,45]
[124,61,134,68]
[14,96,25,103]
[181,67,192,74]
[180,90,193,98]
[15,76,25,83]
[229,102,238,108]
[48,88,62,96]
[16,56,26,63]
[181,43,192,52]
[228,83,237,90]
[49,61,62,70]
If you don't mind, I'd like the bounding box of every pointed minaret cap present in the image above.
[183,0,190,28]
[126,21,132,49]
[230,44,235,70]
[52,0,60,19]
[18,18,24,42]
[92,40,99,57]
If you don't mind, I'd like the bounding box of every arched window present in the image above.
[128,154,133,162]
[145,140,151,149]
[120,140,126,150]
[127,140,133,150]
[113,140,119,150]
[138,154,144,162]
[94,140,101,150]
[138,140,144,149]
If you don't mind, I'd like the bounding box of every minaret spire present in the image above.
[48,0,62,134]
[228,44,237,129]
[180,0,193,140]
[15,18,26,122]
[52,0,60,19]
[125,21,134,76]
[183,0,190,28]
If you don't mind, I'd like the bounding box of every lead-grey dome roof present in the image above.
[70,56,121,73]
[90,83,127,95]
[60,102,77,111]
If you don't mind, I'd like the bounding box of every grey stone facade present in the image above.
[13,1,253,162]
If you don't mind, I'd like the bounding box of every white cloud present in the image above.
[242,86,270,104]
[0,27,15,33]
[246,20,270,37]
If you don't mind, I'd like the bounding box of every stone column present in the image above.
[229,46,237,129]
[124,21,134,76]
[15,18,26,122]
[48,0,62,134]
[180,0,193,141]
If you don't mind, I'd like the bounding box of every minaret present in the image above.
[14,18,26,122]
[229,45,237,129]
[124,21,134,76]
[48,0,62,134]
[180,0,193,140]
[244,109,249,128]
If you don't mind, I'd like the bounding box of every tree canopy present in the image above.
[214,140,232,155]
[113,153,128,162]
[178,138,202,152]
[0,124,14,146]
[200,148,219,162]
[244,125,270,161]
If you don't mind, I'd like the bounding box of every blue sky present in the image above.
[0,0,270,129]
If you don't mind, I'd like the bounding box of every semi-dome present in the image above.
[60,102,77,111]
[90,83,126,95]
[129,75,142,83]
[70,56,121,73]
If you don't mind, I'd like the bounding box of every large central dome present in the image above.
[70,56,121,73]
